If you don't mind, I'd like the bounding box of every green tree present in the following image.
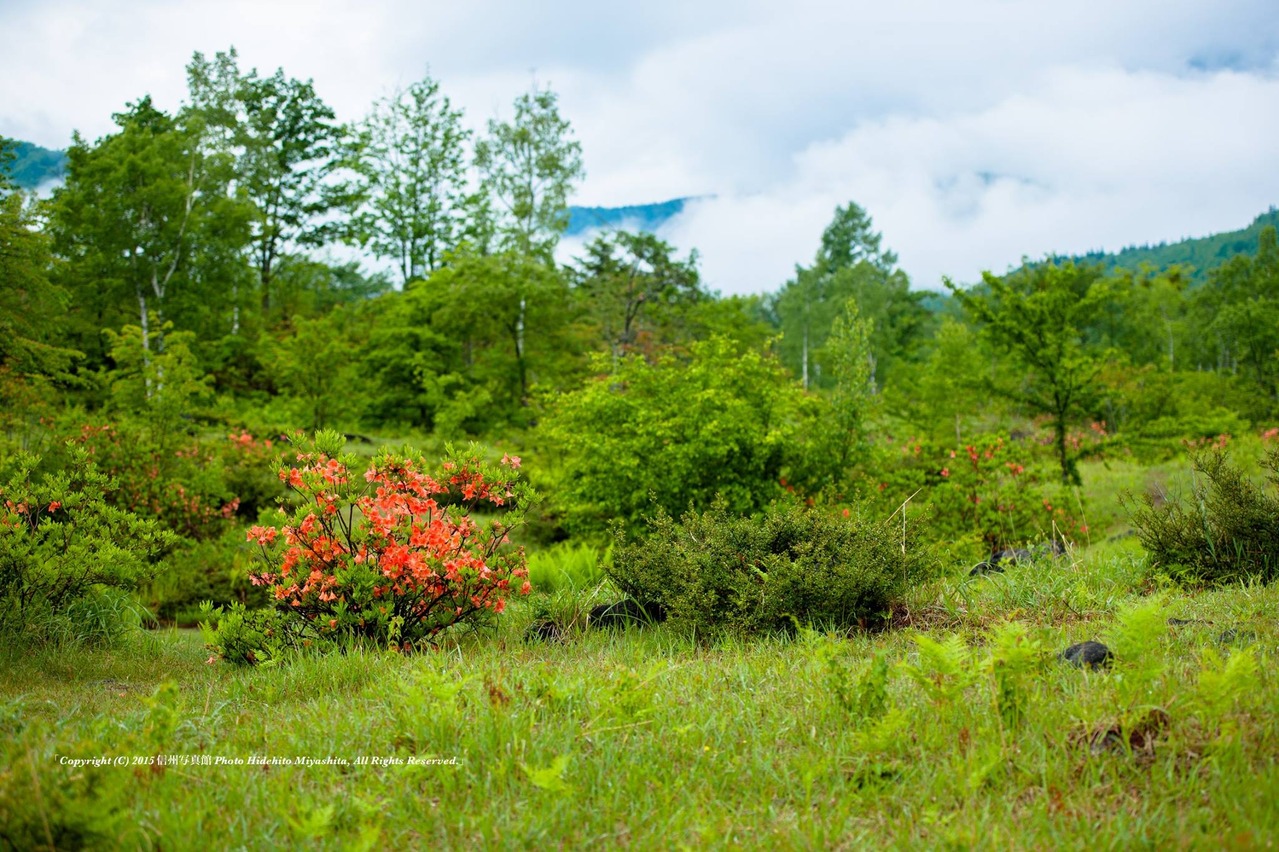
[816,202,897,274]
[262,309,365,430]
[946,261,1115,485]
[1197,226,1279,407]
[0,181,80,438]
[48,97,251,366]
[540,336,804,535]
[1102,265,1191,370]
[474,85,584,260]
[0,136,16,193]
[897,316,1004,444]
[187,49,347,317]
[421,251,582,417]
[775,202,927,389]
[353,290,458,430]
[809,298,876,492]
[573,230,706,362]
[104,324,211,447]
[347,76,471,284]
[774,265,826,389]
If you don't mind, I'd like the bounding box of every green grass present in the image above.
[525,542,610,595]
[2,550,1277,850]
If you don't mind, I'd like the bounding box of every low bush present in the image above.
[1128,447,1279,585]
[538,337,806,537]
[144,527,269,625]
[609,499,936,635]
[0,447,176,639]
[207,431,532,661]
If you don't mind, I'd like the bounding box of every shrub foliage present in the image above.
[0,446,176,635]
[609,499,935,634]
[1129,447,1279,585]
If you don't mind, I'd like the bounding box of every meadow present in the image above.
[3,507,1276,849]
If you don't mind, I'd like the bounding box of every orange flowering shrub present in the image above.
[241,431,531,650]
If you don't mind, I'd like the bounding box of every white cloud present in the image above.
[665,63,1279,293]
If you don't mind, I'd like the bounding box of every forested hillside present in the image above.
[1064,207,1279,283]
[0,139,67,189]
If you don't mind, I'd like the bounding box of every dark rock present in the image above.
[588,599,667,629]
[995,547,1035,564]
[968,560,1001,577]
[968,540,1066,576]
[524,620,563,642]
[1216,628,1257,647]
[1060,640,1113,670]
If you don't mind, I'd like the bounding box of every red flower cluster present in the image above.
[248,443,531,647]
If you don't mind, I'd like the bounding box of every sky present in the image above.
[3,0,1278,294]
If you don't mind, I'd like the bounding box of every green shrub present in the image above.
[0,446,176,639]
[609,499,935,635]
[199,601,295,665]
[143,526,269,624]
[1128,447,1279,585]
[539,336,807,536]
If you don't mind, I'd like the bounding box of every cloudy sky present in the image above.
[3,0,1277,294]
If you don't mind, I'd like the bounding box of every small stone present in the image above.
[1060,641,1113,670]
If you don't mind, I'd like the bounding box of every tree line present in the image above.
[2,46,1277,490]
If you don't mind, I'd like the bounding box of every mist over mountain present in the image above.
[3,137,1272,283]
[3,140,66,190]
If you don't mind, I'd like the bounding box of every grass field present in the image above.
[3,539,1276,850]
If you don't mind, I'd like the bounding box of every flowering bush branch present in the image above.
[238,431,532,652]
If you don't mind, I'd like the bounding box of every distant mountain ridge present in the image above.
[1060,208,1279,283]
[2,140,67,189]
[564,196,706,236]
